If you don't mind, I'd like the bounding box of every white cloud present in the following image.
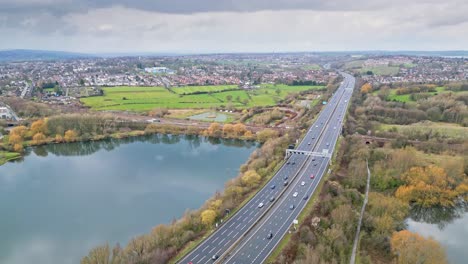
[0,1,467,52]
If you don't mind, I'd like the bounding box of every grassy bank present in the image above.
[0,151,21,165]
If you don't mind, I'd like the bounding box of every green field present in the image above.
[172,85,238,95]
[361,65,400,75]
[379,122,468,140]
[344,60,365,69]
[385,86,447,102]
[302,64,321,70]
[80,84,324,112]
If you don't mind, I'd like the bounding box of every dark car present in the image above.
[283,180,288,186]
[267,232,273,239]
[289,204,295,210]
[286,161,290,165]
[212,255,219,261]
[283,175,288,180]
[269,196,275,202]
[292,161,296,165]
[303,194,309,200]
[270,184,276,190]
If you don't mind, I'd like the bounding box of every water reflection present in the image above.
[409,203,468,229]
[407,203,468,264]
[26,135,256,157]
[0,135,256,264]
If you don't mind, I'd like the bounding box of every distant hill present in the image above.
[0,49,94,62]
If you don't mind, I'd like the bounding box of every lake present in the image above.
[407,204,468,264]
[0,135,256,264]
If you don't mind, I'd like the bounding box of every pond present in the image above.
[0,135,256,264]
[406,204,468,264]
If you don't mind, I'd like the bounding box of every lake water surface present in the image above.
[407,205,468,264]
[0,135,256,264]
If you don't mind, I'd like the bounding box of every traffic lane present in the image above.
[224,159,327,264]
[182,74,354,263]
[225,158,329,264]
[250,158,330,263]
[191,154,309,263]
[207,155,320,264]
[179,155,307,263]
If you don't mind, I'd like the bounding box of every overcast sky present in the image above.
[0,0,467,53]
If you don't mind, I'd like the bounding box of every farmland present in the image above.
[379,121,468,140]
[360,65,400,75]
[384,86,457,102]
[80,84,324,112]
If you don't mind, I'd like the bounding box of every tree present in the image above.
[395,165,462,207]
[241,170,261,187]
[31,119,47,135]
[226,95,233,102]
[223,124,235,136]
[64,129,78,142]
[8,134,22,145]
[360,83,372,94]
[391,230,447,264]
[206,123,222,137]
[275,88,281,95]
[233,123,247,136]
[32,132,46,144]
[55,134,64,143]
[10,125,28,137]
[13,143,23,153]
[201,209,217,226]
[256,129,279,143]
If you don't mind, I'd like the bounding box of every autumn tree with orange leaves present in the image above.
[360,83,372,94]
[391,230,447,264]
[395,165,468,207]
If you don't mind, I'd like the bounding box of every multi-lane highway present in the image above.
[223,73,355,264]
[178,72,355,264]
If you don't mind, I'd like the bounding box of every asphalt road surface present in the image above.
[178,72,355,264]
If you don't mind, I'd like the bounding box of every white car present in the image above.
[293,192,298,197]
[258,202,264,208]
[301,181,305,186]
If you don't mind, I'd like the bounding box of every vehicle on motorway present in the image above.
[303,194,309,200]
[267,232,273,239]
[211,255,219,261]
[333,126,336,129]
[289,204,295,210]
[312,157,316,161]
[314,163,318,166]
[315,125,318,127]
[283,175,288,180]
[292,161,296,165]
[286,161,290,165]
[301,181,305,186]
[269,196,275,202]
[326,142,330,146]
[270,184,275,189]
[258,202,264,208]
[312,136,315,139]
[310,174,315,179]
[293,192,298,197]
[283,180,288,186]
[308,142,311,145]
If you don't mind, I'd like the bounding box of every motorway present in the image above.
[223,73,355,264]
[178,72,355,264]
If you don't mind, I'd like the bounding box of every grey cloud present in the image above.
[0,0,444,15]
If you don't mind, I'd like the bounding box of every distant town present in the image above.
[0,53,466,111]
